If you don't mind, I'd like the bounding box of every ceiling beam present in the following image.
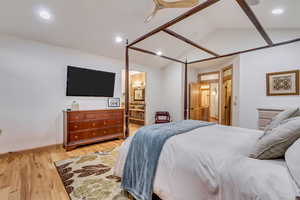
[128,0,220,47]
[235,0,273,46]
[188,37,300,64]
[129,46,185,64]
[163,29,219,57]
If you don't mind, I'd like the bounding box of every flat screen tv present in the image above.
[67,66,116,97]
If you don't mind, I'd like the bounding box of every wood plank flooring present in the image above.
[0,124,140,200]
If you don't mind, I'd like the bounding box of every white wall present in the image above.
[160,63,184,122]
[0,34,163,153]
[239,42,300,129]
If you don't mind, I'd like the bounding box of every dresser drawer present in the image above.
[70,127,123,141]
[68,120,106,131]
[68,113,85,121]
[84,113,123,120]
[98,127,123,136]
[100,127,123,136]
[69,131,90,142]
[85,113,106,120]
[105,119,123,126]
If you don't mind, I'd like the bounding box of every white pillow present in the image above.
[250,117,300,159]
[263,108,299,136]
[285,138,300,192]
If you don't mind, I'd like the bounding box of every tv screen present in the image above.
[67,66,115,97]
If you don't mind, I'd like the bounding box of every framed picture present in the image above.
[266,70,299,96]
[134,88,145,101]
[108,98,120,107]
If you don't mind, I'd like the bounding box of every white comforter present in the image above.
[114,125,297,200]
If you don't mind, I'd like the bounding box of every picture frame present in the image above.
[134,88,145,101]
[266,70,299,96]
[108,98,120,107]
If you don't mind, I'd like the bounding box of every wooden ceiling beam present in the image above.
[188,37,300,64]
[129,46,185,64]
[163,29,219,57]
[128,0,220,47]
[235,0,273,45]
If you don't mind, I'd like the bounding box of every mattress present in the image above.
[114,124,297,200]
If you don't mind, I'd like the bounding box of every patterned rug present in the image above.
[54,148,132,200]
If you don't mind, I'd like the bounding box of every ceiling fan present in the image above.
[145,0,261,23]
[145,0,199,23]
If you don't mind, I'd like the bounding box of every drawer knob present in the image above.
[104,131,107,134]
[74,136,78,139]
[74,125,78,128]
[92,123,96,126]
[92,132,96,136]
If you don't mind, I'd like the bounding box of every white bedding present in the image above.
[114,125,297,200]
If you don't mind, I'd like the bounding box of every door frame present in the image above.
[221,65,233,125]
[188,83,200,120]
[189,71,220,121]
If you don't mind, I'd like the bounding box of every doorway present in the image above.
[189,72,220,122]
[221,66,233,126]
[122,70,146,135]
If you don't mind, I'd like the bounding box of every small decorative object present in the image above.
[266,70,299,96]
[134,88,145,101]
[108,98,120,107]
[71,101,79,111]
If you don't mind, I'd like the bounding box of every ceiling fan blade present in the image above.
[145,0,199,23]
[145,5,160,23]
[157,0,199,8]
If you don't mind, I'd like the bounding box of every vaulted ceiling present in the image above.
[0,0,299,68]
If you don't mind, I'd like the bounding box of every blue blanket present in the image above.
[121,120,215,200]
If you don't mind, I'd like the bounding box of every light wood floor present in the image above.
[0,124,141,200]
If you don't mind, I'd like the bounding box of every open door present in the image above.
[189,83,201,120]
[221,66,233,125]
[189,83,210,121]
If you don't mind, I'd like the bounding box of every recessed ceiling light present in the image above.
[156,51,163,56]
[115,36,123,43]
[272,8,284,15]
[39,9,52,20]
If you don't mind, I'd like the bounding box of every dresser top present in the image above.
[63,108,124,113]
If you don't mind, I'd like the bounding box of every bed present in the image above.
[114,124,298,200]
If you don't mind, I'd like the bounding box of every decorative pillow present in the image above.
[291,108,300,117]
[262,107,299,137]
[285,138,300,191]
[250,117,300,159]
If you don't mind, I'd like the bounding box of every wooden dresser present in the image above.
[257,108,283,130]
[63,109,124,151]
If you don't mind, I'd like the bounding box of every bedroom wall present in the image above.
[160,62,185,122]
[0,34,163,154]
[239,42,300,129]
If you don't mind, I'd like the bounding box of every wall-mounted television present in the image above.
[66,66,115,97]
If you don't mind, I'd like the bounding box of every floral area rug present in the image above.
[55,148,132,200]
